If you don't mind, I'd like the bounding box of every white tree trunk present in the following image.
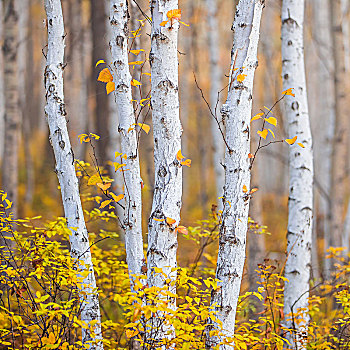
[44,1,103,348]
[282,0,313,348]
[2,0,20,217]
[146,0,182,345]
[207,0,225,203]
[206,1,264,348]
[109,0,145,285]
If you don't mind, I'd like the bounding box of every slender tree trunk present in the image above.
[109,0,145,287]
[2,0,20,217]
[44,1,103,348]
[329,0,348,251]
[282,0,313,347]
[146,0,182,345]
[206,1,264,348]
[90,0,109,165]
[207,0,225,202]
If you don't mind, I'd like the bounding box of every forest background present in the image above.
[1,0,350,349]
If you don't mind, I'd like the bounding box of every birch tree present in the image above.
[2,0,20,216]
[207,0,225,202]
[0,1,5,161]
[44,1,103,348]
[146,0,182,344]
[282,0,313,347]
[206,1,264,347]
[109,0,145,287]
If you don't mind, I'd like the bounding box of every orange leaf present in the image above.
[160,20,169,27]
[166,217,176,225]
[176,225,188,235]
[137,123,150,134]
[298,142,305,148]
[106,82,115,95]
[257,129,268,140]
[250,188,258,194]
[181,159,191,167]
[282,88,295,97]
[96,182,111,191]
[98,68,113,83]
[285,136,297,145]
[237,74,247,83]
[248,153,255,159]
[110,193,124,202]
[243,185,248,193]
[167,9,181,20]
[153,218,165,222]
[176,149,184,160]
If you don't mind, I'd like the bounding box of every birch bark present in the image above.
[206,1,264,348]
[207,0,225,202]
[146,0,182,345]
[2,0,20,217]
[282,0,313,347]
[0,2,5,161]
[44,1,103,348]
[109,0,145,286]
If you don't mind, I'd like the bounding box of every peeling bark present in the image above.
[44,1,103,348]
[206,1,264,348]
[282,0,313,347]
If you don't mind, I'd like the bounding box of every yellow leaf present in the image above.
[48,332,55,344]
[167,9,182,20]
[90,133,100,140]
[126,328,139,338]
[88,174,101,186]
[138,123,150,134]
[78,134,89,144]
[106,82,115,95]
[166,217,176,225]
[251,113,264,122]
[285,136,297,145]
[237,74,247,83]
[96,182,111,191]
[265,116,277,126]
[250,188,258,194]
[242,185,248,193]
[298,142,305,148]
[130,49,144,56]
[176,149,184,160]
[268,128,275,138]
[282,88,295,97]
[257,129,268,140]
[97,68,113,83]
[181,159,191,167]
[95,59,105,67]
[128,61,144,68]
[100,199,112,209]
[131,79,142,87]
[153,218,165,222]
[110,193,124,202]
